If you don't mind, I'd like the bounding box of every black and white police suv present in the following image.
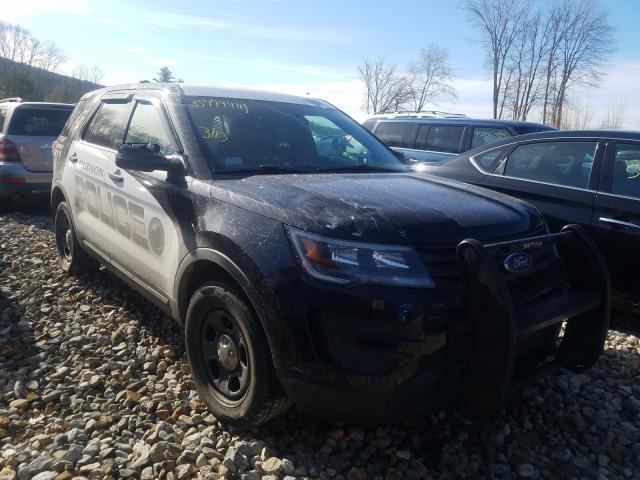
[52,83,611,427]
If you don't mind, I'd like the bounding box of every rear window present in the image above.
[374,122,415,148]
[7,107,73,136]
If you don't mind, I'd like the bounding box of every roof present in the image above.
[373,117,553,129]
[83,83,334,108]
[496,129,640,141]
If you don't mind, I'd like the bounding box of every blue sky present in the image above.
[6,0,640,126]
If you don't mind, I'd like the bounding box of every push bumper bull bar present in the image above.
[454,224,611,421]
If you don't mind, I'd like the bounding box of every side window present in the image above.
[374,122,415,148]
[472,147,506,172]
[0,106,7,132]
[423,125,464,153]
[611,143,640,199]
[125,102,175,155]
[471,127,511,148]
[414,125,430,149]
[504,141,597,188]
[84,102,131,149]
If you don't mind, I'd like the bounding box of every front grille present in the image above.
[417,232,565,311]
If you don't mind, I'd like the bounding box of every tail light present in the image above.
[0,137,20,162]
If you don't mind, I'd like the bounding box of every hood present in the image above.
[206,173,541,245]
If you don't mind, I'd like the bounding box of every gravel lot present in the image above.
[0,196,639,480]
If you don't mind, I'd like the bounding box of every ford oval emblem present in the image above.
[504,252,532,273]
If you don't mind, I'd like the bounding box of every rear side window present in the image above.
[611,143,640,199]
[61,98,95,138]
[473,148,506,172]
[362,119,377,131]
[84,102,131,149]
[0,106,7,132]
[504,141,597,188]
[374,122,415,148]
[423,125,464,153]
[471,127,511,148]
[125,102,175,155]
[7,107,72,136]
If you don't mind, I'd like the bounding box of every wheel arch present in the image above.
[173,248,299,370]
[50,183,67,215]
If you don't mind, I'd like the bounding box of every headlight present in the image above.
[287,227,435,288]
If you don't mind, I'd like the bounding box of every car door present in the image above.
[591,140,640,289]
[480,139,603,233]
[60,94,132,259]
[103,95,182,301]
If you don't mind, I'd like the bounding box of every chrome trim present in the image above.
[598,217,640,230]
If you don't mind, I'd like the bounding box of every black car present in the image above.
[52,84,609,427]
[419,130,640,291]
[362,117,555,164]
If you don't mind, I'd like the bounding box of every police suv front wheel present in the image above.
[54,201,100,275]
[185,282,292,427]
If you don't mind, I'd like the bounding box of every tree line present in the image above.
[463,0,613,127]
[358,44,456,115]
[358,0,615,129]
[0,21,103,103]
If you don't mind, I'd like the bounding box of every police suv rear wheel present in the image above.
[54,201,100,275]
[185,282,291,427]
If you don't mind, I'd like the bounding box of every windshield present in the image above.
[183,96,406,173]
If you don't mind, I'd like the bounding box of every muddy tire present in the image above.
[54,201,100,275]
[185,281,292,428]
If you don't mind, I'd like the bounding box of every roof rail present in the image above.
[0,97,23,103]
[370,110,468,119]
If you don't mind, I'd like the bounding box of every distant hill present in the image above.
[0,57,102,104]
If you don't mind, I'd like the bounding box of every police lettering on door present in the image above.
[74,175,164,255]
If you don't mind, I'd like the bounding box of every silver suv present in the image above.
[0,98,74,207]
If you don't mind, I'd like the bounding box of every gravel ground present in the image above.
[0,196,639,480]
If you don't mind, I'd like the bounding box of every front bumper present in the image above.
[0,163,52,198]
[278,225,610,423]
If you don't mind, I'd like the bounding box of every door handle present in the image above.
[67,153,78,163]
[108,170,123,183]
[599,217,640,230]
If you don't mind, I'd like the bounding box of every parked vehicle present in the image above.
[362,117,555,164]
[419,130,640,292]
[0,98,74,207]
[52,84,609,427]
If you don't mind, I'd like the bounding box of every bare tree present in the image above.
[600,99,626,129]
[358,58,412,114]
[462,0,528,119]
[408,45,456,112]
[559,99,593,129]
[0,22,66,72]
[72,64,104,84]
[547,0,614,127]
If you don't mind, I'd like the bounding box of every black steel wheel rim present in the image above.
[201,309,251,405]
[58,212,73,265]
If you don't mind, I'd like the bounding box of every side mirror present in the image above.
[116,143,185,176]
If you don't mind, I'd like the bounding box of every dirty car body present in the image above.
[52,83,610,425]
